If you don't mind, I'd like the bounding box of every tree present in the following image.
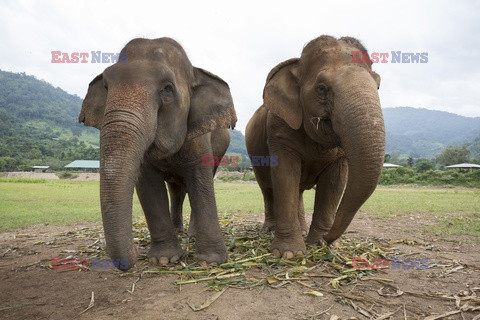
[436,145,470,166]
[407,157,414,167]
[414,159,435,173]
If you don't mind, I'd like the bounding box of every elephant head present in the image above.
[263,35,385,243]
[79,38,236,269]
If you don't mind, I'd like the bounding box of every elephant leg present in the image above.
[167,182,186,233]
[136,163,183,265]
[306,158,348,244]
[298,190,308,236]
[184,165,227,264]
[262,188,275,232]
[186,207,198,238]
[270,149,305,259]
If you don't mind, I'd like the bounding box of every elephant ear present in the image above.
[78,74,107,129]
[263,58,302,130]
[186,68,237,141]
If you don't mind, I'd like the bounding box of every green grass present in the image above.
[362,186,480,236]
[0,180,143,231]
[362,186,480,217]
[0,180,479,236]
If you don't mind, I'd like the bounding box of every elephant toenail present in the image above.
[272,249,281,258]
[283,251,294,259]
[159,257,169,265]
[170,256,179,263]
[148,257,158,265]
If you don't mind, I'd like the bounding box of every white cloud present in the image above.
[0,0,479,132]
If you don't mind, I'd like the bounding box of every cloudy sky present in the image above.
[1,0,479,132]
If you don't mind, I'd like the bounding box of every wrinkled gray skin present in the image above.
[245,36,385,259]
[79,38,237,270]
[167,130,230,236]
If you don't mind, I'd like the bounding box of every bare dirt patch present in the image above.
[3,172,60,180]
[1,212,479,319]
[73,173,100,181]
[2,172,100,181]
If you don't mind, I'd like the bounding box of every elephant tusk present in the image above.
[310,117,322,130]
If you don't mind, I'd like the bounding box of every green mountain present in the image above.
[383,107,480,159]
[466,137,480,159]
[0,70,99,170]
[225,128,249,167]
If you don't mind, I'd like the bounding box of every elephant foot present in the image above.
[263,220,307,236]
[147,241,183,266]
[173,225,184,234]
[187,225,197,237]
[300,222,308,237]
[172,216,185,233]
[197,250,227,265]
[306,231,323,245]
[105,243,139,271]
[262,219,275,232]
[271,232,306,259]
[306,226,328,245]
[187,214,198,237]
[196,242,227,264]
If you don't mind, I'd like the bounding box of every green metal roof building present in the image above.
[64,160,100,172]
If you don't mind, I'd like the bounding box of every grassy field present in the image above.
[0,179,479,236]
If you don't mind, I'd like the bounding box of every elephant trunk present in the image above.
[99,86,155,270]
[323,76,385,244]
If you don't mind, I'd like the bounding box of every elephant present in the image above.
[79,37,237,270]
[167,128,230,235]
[245,35,385,259]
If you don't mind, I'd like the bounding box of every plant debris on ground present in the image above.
[46,213,479,319]
[68,212,396,289]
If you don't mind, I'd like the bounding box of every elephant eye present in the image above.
[163,84,174,93]
[316,83,329,100]
[159,84,175,103]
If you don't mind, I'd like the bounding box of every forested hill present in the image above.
[383,107,480,158]
[0,70,87,134]
[226,129,249,162]
[0,70,100,170]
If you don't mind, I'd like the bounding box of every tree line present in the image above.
[381,145,480,187]
[0,70,99,171]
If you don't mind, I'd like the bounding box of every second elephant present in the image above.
[246,35,385,259]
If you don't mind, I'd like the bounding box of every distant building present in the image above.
[383,163,402,168]
[446,163,480,171]
[33,166,50,173]
[64,160,100,172]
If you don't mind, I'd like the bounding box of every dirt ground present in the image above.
[3,172,100,181]
[1,211,479,320]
